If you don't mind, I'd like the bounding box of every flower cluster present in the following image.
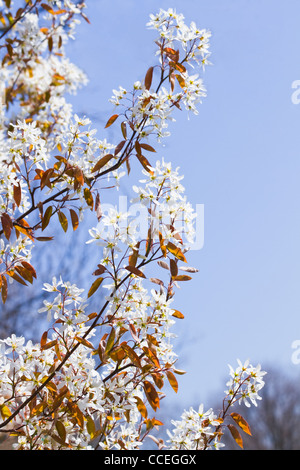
[0,2,266,452]
[225,359,267,408]
[110,8,211,140]
[167,405,223,450]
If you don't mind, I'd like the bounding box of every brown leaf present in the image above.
[13,183,21,207]
[121,121,127,140]
[170,259,178,279]
[95,193,102,222]
[1,213,13,240]
[128,242,140,268]
[125,265,146,278]
[145,66,154,90]
[140,143,156,153]
[91,154,114,173]
[1,275,7,304]
[114,140,126,156]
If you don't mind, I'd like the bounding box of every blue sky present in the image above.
[64,0,300,411]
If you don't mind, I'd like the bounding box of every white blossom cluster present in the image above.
[167,404,223,450]
[110,8,211,140]
[225,359,267,408]
[0,2,267,451]
[0,278,147,450]
[167,360,266,450]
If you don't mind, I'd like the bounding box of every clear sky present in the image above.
[64,0,300,412]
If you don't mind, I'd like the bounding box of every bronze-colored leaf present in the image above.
[69,209,79,231]
[125,265,146,278]
[1,275,7,304]
[13,183,21,207]
[134,395,148,419]
[58,211,68,232]
[1,213,13,240]
[231,412,252,436]
[173,275,192,282]
[104,114,119,129]
[172,309,184,319]
[84,187,94,210]
[128,242,140,268]
[145,66,154,90]
[42,206,53,231]
[166,370,178,393]
[166,242,187,263]
[143,380,160,412]
[87,277,103,298]
[91,154,114,173]
[228,424,244,449]
[140,143,156,153]
[170,259,178,279]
